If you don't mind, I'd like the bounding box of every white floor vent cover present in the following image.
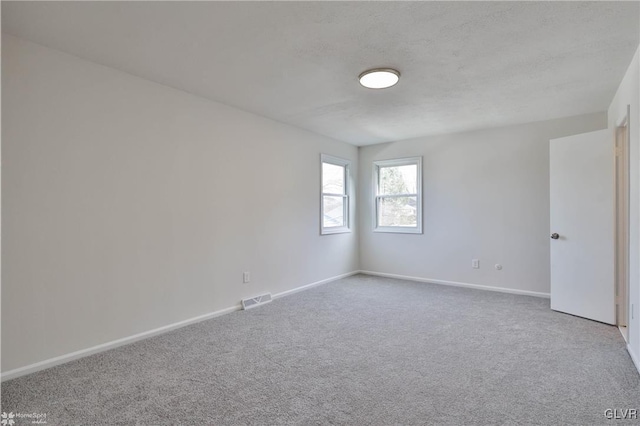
[241,293,272,310]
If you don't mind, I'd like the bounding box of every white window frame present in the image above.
[321,154,351,235]
[373,157,423,234]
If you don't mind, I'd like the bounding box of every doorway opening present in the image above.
[614,106,630,342]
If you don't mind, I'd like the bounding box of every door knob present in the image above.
[551,233,560,239]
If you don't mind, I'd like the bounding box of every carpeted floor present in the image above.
[2,274,639,425]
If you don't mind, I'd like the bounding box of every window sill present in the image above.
[373,227,422,234]
[321,227,351,235]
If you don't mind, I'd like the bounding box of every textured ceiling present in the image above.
[3,1,639,146]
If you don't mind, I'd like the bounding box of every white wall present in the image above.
[1,35,359,373]
[358,113,607,296]
[609,46,640,368]
[3,32,635,378]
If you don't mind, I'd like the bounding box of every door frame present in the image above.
[614,105,630,337]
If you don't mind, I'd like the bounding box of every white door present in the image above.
[550,129,615,324]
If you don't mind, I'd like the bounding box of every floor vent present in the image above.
[241,293,272,310]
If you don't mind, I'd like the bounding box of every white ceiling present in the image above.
[3,1,639,146]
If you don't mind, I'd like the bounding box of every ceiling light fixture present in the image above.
[358,68,400,89]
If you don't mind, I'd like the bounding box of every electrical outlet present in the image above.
[243,272,250,283]
[472,259,479,269]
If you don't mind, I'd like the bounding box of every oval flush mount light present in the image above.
[358,68,400,89]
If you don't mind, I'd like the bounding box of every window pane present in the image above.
[378,196,417,227]
[323,196,345,228]
[323,163,345,194]
[379,165,417,195]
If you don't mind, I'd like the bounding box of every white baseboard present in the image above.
[272,270,359,299]
[359,270,551,298]
[628,344,640,376]
[1,270,359,382]
[0,305,241,383]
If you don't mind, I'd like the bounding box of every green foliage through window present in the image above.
[374,158,422,233]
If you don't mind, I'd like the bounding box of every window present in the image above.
[373,157,422,233]
[321,154,351,234]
